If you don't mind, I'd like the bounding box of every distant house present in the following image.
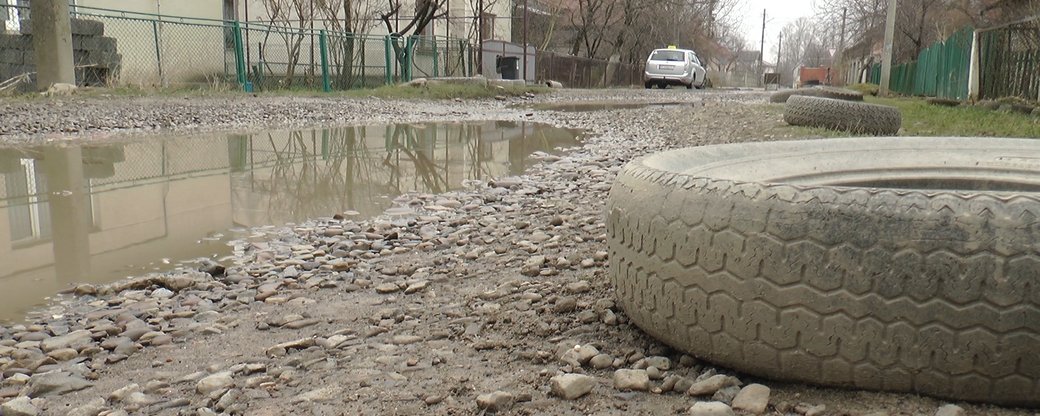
[2,0,229,86]
[840,25,883,84]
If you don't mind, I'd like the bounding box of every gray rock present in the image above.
[46,348,79,361]
[124,391,156,407]
[108,383,140,402]
[550,374,596,399]
[564,281,591,293]
[560,344,599,367]
[687,374,738,396]
[476,390,514,412]
[712,385,740,404]
[65,397,106,416]
[935,404,965,416]
[151,288,175,299]
[612,369,649,391]
[589,353,614,369]
[1,396,39,416]
[689,401,735,416]
[643,356,671,371]
[196,372,234,395]
[731,383,770,414]
[27,372,93,396]
[293,386,342,403]
[391,335,423,345]
[803,404,827,416]
[491,177,522,188]
[646,366,663,380]
[39,329,92,353]
[660,375,682,392]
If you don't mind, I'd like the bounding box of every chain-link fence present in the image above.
[1,3,474,92]
[534,51,641,88]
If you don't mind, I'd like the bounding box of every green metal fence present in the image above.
[3,4,473,91]
[978,17,1040,101]
[866,27,973,100]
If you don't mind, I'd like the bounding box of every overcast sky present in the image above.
[738,0,816,58]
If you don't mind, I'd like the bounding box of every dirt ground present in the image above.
[0,88,1034,416]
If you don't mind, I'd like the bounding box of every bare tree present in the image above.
[314,0,378,86]
[376,0,447,79]
[258,0,314,87]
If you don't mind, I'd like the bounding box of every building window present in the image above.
[6,158,50,243]
[2,0,25,32]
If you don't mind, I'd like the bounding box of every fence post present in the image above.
[232,21,246,89]
[432,37,440,78]
[319,30,331,92]
[968,29,980,101]
[384,35,392,85]
[151,20,164,87]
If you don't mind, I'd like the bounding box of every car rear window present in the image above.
[650,51,685,62]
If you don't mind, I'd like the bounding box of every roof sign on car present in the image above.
[667,45,677,49]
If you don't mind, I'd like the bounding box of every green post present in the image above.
[405,36,415,82]
[232,21,247,88]
[319,30,331,92]
[432,37,439,78]
[384,35,392,85]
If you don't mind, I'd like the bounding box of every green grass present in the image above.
[766,95,1040,139]
[867,96,1040,138]
[846,83,879,96]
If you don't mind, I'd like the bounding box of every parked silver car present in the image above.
[644,48,707,89]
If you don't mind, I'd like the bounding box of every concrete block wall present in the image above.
[0,18,121,90]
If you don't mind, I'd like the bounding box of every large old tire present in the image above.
[784,95,901,135]
[769,86,864,103]
[607,137,1040,407]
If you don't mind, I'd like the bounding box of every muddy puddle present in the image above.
[0,121,582,322]
[525,101,701,112]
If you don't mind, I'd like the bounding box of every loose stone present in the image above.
[613,369,649,391]
[935,404,965,416]
[731,383,770,414]
[550,374,596,400]
[688,401,736,416]
[589,353,614,369]
[476,390,515,412]
[196,372,234,395]
[687,374,738,396]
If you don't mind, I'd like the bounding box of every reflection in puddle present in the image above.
[527,101,698,112]
[0,121,582,322]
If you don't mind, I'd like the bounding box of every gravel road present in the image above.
[0,88,1030,416]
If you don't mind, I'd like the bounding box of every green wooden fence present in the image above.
[868,27,973,99]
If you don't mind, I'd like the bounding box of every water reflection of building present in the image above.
[0,121,579,320]
[229,121,579,226]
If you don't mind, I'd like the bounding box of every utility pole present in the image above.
[879,0,897,96]
[776,32,782,85]
[477,0,483,75]
[759,9,765,87]
[523,0,528,81]
[838,7,847,84]
[31,0,75,90]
